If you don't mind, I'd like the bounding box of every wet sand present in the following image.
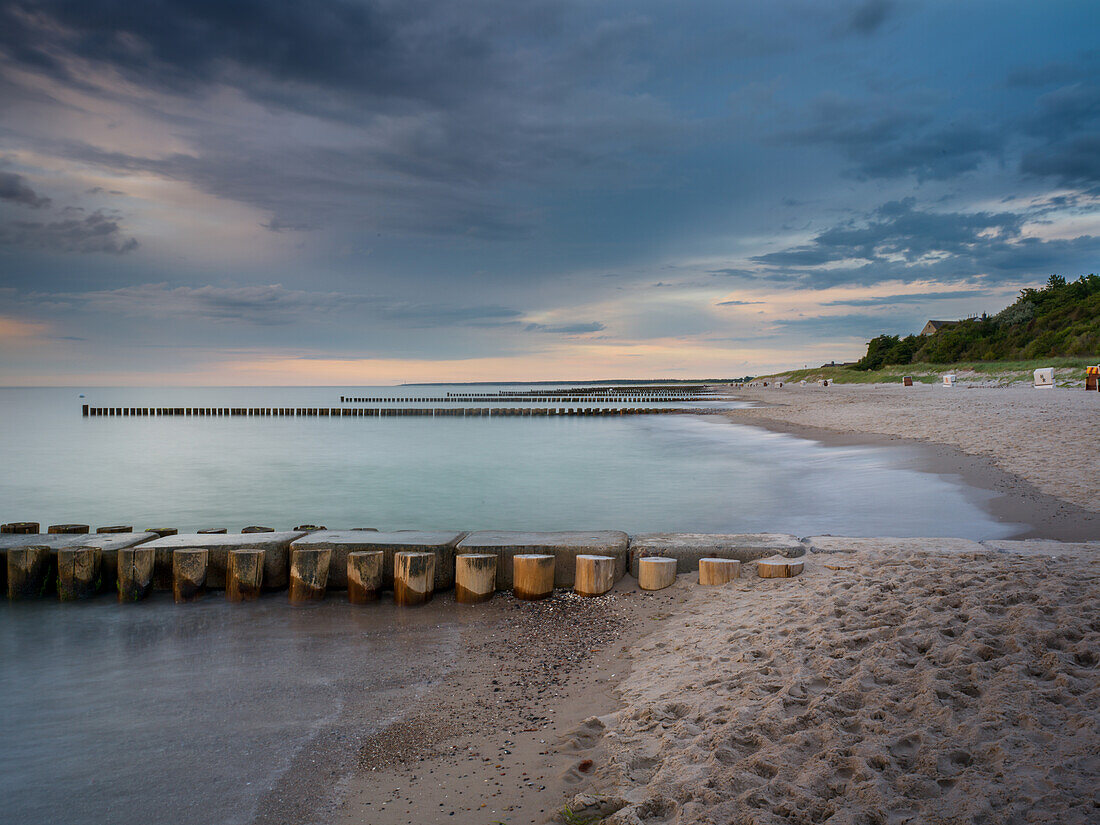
[326,580,692,825]
[727,383,1100,521]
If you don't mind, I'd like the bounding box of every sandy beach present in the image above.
[728,383,1099,514]
[568,539,1099,824]
[325,385,1098,825]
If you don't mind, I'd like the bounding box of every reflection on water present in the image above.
[0,386,1024,824]
[0,595,461,825]
[0,387,1019,538]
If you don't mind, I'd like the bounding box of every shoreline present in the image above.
[315,580,692,825]
[722,384,1100,541]
[721,411,1100,542]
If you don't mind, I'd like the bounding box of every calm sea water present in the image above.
[0,386,1019,536]
[0,385,1023,825]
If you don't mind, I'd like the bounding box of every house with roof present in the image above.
[920,320,958,336]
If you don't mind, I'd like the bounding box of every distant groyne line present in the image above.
[81,405,689,418]
[338,396,715,403]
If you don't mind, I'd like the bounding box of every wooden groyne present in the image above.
[3,529,808,603]
[82,405,685,417]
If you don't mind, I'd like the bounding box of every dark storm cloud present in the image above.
[0,211,138,254]
[1021,134,1100,189]
[782,94,1002,181]
[844,0,896,35]
[0,171,50,207]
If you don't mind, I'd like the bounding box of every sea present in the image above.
[0,385,1024,824]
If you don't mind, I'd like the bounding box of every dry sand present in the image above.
[727,383,1099,513]
[566,542,1099,824]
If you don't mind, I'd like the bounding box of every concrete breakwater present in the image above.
[2,527,807,602]
[81,405,686,417]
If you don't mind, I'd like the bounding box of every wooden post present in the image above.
[574,554,615,597]
[172,548,208,603]
[7,546,51,599]
[241,526,274,533]
[2,522,39,534]
[57,547,102,600]
[757,557,804,578]
[347,550,384,604]
[146,527,178,537]
[455,554,497,604]
[48,524,90,534]
[117,546,155,602]
[394,551,435,606]
[227,548,265,602]
[197,528,227,534]
[638,556,677,591]
[96,525,133,534]
[513,554,554,601]
[289,547,332,602]
[699,557,740,585]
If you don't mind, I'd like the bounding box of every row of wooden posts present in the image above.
[81,406,682,418]
[6,546,803,605]
[338,396,713,403]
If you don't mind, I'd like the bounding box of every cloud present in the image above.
[0,211,138,254]
[741,198,1100,289]
[822,289,994,307]
[716,299,764,306]
[0,172,50,208]
[525,321,605,334]
[844,0,896,36]
[30,282,526,328]
[782,94,1002,181]
[1021,133,1100,188]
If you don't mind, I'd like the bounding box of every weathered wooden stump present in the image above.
[96,525,133,534]
[227,548,265,601]
[347,550,384,604]
[197,528,227,534]
[117,546,155,602]
[394,551,435,606]
[513,554,554,601]
[638,556,677,591]
[699,557,740,585]
[146,527,178,537]
[7,546,51,599]
[2,522,39,534]
[574,554,616,596]
[455,554,497,604]
[57,547,102,600]
[757,557,804,578]
[48,524,90,534]
[241,526,274,533]
[289,547,332,602]
[172,548,208,603]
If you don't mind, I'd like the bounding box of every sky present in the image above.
[1,0,1098,385]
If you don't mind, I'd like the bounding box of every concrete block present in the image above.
[290,530,465,591]
[628,533,804,577]
[141,532,306,590]
[457,531,629,589]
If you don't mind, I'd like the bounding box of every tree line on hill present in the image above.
[853,274,1100,370]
